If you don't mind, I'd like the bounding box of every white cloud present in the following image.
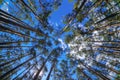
[58,38,67,50]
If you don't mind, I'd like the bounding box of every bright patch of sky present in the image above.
[81,17,90,25]
[48,0,75,51]
[49,0,75,26]
[58,38,67,50]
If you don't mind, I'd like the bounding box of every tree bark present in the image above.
[46,60,56,80]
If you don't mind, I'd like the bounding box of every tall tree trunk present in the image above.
[61,0,87,34]
[0,41,38,45]
[33,49,55,80]
[19,0,44,26]
[46,60,56,80]
[0,53,41,80]
[0,52,32,67]
[0,25,39,40]
[96,12,119,24]
[93,60,120,74]
[90,41,120,43]
[0,10,44,36]
[79,60,110,80]
[16,64,35,80]
[78,68,92,80]
[0,45,34,49]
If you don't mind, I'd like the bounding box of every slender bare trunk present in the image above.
[46,60,56,80]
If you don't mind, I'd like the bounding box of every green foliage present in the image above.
[74,2,78,9]
[0,0,3,4]
[65,34,75,43]
[68,0,74,2]
[76,13,84,22]
[116,73,120,80]
[63,26,71,32]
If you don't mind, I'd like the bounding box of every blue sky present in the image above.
[49,0,75,25]
[0,0,119,80]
